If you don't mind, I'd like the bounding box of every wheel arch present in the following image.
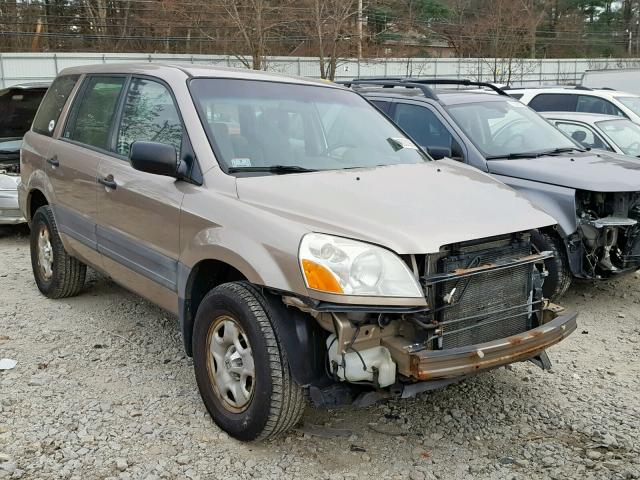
[26,188,49,223]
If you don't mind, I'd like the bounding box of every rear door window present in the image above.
[64,76,126,150]
[32,75,79,136]
[576,95,625,117]
[116,78,183,158]
[528,94,577,112]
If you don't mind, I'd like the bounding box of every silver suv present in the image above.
[19,64,577,441]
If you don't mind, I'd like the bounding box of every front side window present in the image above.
[596,118,640,156]
[447,100,577,159]
[393,103,462,160]
[555,122,612,151]
[576,95,625,117]
[32,75,79,137]
[64,76,126,150]
[116,78,183,158]
[615,96,640,117]
[189,79,428,173]
[528,93,577,112]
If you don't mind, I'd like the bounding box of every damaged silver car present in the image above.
[354,78,640,298]
[0,83,48,225]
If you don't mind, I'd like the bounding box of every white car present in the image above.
[507,86,640,125]
[541,111,640,157]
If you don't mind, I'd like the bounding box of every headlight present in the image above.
[299,233,423,298]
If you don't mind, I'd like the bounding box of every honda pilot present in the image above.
[20,65,576,441]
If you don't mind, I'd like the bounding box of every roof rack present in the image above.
[337,77,510,99]
[337,79,439,100]
[398,78,510,97]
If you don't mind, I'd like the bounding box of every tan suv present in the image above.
[19,64,577,441]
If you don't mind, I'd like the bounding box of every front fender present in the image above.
[492,174,577,237]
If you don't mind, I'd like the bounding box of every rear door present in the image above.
[50,75,127,266]
[96,76,186,313]
[22,75,79,215]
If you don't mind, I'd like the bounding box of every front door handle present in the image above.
[46,156,59,168]
[98,174,117,190]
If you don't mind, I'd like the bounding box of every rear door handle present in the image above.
[98,175,117,190]
[46,156,59,168]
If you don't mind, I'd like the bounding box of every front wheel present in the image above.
[532,230,572,300]
[192,282,306,441]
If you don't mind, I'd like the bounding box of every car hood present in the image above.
[487,151,640,192]
[235,161,556,254]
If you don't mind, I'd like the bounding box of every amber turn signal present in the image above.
[301,259,344,294]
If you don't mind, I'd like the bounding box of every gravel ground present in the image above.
[1,224,639,480]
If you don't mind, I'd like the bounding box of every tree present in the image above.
[303,0,357,80]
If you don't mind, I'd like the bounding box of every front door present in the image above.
[96,76,185,313]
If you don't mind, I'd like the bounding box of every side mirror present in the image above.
[129,141,178,177]
[426,146,452,160]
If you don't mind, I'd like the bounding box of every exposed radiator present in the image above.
[436,240,534,349]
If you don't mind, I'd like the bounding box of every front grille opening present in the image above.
[423,234,540,350]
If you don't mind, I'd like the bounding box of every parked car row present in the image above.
[8,64,637,442]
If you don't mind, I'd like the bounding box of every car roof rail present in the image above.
[400,78,511,97]
[574,85,593,91]
[337,79,439,101]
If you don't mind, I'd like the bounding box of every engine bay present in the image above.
[576,190,640,275]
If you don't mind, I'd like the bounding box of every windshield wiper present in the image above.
[486,147,587,160]
[227,165,317,174]
[538,147,587,155]
[486,152,544,160]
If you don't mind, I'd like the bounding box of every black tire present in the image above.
[531,230,572,300]
[192,281,306,441]
[30,205,86,298]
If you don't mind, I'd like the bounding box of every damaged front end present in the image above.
[286,232,577,407]
[574,190,640,277]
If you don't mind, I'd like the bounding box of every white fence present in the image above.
[2,52,640,88]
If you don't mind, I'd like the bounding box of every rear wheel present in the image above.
[192,281,305,441]
[532,230,572,300]
[30,205,86,298]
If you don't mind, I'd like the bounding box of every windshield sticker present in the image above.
[387,137,418,151]
[48,120,55,132]
[230,158,252,168]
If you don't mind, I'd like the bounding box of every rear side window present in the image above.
[64,76,126,150]
[0,87,46,138]
[116,78,183,158]
[529,94,577,112]
[32,75,79,136]
[576,95,625,117]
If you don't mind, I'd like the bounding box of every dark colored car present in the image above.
[0,83,48,224]
[349,78,640,299]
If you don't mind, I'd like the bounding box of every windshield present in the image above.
[596,118,640,156]
[615,96,640,117]
[446,100,578,159]
[0,88,46,139]
[189,78,428,173]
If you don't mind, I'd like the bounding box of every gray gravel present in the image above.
[1,225,639,480]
